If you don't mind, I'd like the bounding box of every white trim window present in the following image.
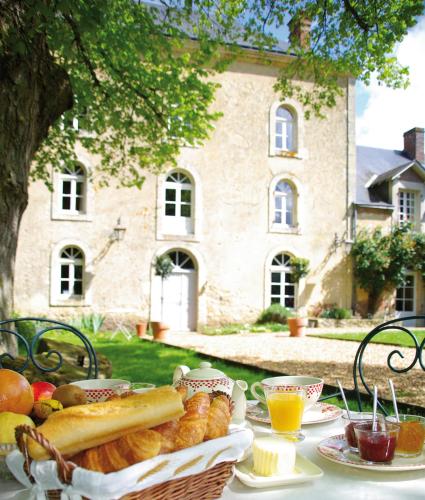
[59,246,84,299]
[164,171,194,234]
[167,250,195,270]
[398,190,416,224]
[60,164,86,214]
[275,106,295,152]
[274,181,294,226]
[395,274,415,313]
[270,253,295,308]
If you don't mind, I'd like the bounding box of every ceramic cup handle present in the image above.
[250,382,266,404]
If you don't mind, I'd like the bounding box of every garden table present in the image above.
[1,411,424,499]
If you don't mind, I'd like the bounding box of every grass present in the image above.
[311,330,425,348]
[202,322,288,335]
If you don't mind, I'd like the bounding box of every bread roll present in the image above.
[28,386,184,460]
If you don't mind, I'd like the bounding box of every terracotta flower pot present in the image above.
[136,322,148,338]
[150,321,169,340]
[287,317,308,337]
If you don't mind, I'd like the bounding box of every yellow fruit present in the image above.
[33,399,63,419]
[0,411,35,444]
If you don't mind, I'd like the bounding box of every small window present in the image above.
[274,181,294,226]
[167,250,195,271]
[59,246,84,299]
[59,164,86,214]
[270,253,295,308]
[275,106,295,152]
[398,190,416,224]
[163,171,194,234]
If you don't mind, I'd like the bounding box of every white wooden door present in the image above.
[162,271,196,331]
[395,273,416,326]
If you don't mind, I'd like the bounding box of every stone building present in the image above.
[13,42,358,331]
[355,127,425,323]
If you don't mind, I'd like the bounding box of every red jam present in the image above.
[345,422,357,448]
[357,433,397,462]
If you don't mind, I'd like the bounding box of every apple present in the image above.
[31,381,56,401]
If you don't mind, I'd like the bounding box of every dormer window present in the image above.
[398,190,416,224]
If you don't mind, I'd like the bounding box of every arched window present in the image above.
[164,171,194,234]
[60,164,86,214]
[275,106,295,152]
[270,252,295,308]
[274,181,294,226]
[167,250,195,271]
[59,246,84,298]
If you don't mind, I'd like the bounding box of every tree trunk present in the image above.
[0,9,73,353]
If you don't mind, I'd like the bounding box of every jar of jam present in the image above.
[354,421,399,463]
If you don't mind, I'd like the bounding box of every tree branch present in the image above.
[342,0,372,32]
[63,13,101,88]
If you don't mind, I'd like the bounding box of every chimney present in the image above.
[288,15,312,49]
[403,127,424,163]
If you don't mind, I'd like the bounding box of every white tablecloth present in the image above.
[1,412,425,500]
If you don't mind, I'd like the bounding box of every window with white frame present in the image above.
[275,106,295,152]
[270,253,295,308]
[274,181,295,226]
[398,190,416,224]
[59,247,84,298]
[163,171,194,234]
[59,164,86,214]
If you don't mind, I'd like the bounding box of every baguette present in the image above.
[28,386,184,460]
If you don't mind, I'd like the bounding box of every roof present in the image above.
[355,146,425,207]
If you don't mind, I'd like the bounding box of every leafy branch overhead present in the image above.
[2,1,422,191]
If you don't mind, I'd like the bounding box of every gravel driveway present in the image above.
[160,331,425,408]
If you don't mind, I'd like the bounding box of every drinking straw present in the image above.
[372,385,378,431]
[388,379,400,423]
[337,380,351,420]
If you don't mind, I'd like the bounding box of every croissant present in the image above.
[204,395,231,440]
[173,392,210,451]
[72,391,212,472]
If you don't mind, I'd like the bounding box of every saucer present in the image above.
[235,453,323,488]
[317,434,425,472]
[246,401,342,426]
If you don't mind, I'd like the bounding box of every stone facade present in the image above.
[14,54,356,330]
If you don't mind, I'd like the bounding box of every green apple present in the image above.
[0,411,35,443]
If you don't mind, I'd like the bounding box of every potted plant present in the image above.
[150,254,174,340]
[135,321,148,338]
[287,257,310,337]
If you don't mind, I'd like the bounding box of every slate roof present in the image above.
[356,146,414,208]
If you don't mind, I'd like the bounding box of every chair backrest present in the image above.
[0,317,98,379]
[353,315,425,414]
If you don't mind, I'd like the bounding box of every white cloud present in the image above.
[356,16,425,150]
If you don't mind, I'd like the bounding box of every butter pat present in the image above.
[252,436,296,476]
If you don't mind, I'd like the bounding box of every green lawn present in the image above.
[311,330,425,348]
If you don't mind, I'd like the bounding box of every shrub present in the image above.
[71,313,105,334]
[320,307,352,320]
[257,304,292,325]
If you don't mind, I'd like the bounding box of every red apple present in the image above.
[31,381,56,401]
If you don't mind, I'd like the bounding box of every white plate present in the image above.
[235,453,323,488]
[317,434,425,472]
[246,401,342,426]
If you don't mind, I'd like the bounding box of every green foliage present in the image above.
[71,313,105,334]
[154,255,174,279]
[257,304,293,325]
[350,224,425,312]
[289,256,310,283]
[3,1,422,188]
[320,307,352,320]
[202,322,288,335]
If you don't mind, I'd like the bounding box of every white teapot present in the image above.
[173,361,248,424]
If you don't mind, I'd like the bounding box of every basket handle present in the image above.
[15,424,76,485]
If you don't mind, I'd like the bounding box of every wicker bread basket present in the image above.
[13,425,245,500]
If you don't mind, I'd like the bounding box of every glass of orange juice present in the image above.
[265,388,306,441]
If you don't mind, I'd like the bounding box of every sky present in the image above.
[356,15,425,150]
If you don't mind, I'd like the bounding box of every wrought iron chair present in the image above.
[352,315,425,415]
[0,317,98,379]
